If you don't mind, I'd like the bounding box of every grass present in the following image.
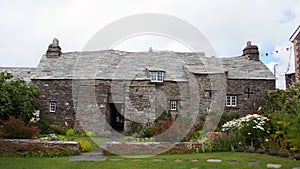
[0,152,299,169]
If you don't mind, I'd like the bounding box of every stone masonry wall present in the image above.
[33,78,275,134]
[33,79,75,127]
[226,79,275,115]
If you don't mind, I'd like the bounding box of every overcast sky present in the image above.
[0,0,299,88]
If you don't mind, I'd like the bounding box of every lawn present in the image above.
[0,152,299,169]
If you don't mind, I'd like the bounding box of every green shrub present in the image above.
[278,151,289,158]
[267,150,278,156]
[0,116,39,139]
[47,125,66,135]
[255,149,265,154]
[294,153,300,160]
[125,121,143,136]
[74,129,87,136]
[35,118,53,134]
[66,129,75,136]
[77,139,92,152]
[86,131,94,137]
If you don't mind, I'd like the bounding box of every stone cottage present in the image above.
[286,25,300,88]
[1,39,275,135]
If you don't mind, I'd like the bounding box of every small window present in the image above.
[226,96,237,107]
[49,101,56,112]
[170,100,178,111]
[150,71,164,82]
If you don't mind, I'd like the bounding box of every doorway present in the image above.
[109,103,124,132]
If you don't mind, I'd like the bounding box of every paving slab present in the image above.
[228,161,239,164]
[207,159,222,163]
[247,161,259,165]
[266,164,282,168]
[69,156,106,161]
[174,159,182,163]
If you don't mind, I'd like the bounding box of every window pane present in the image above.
[170,100,177,110]
[49,102,56,112]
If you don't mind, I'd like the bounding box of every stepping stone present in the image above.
[69,156,106,161]
[207,159,222,163]
[174,159,182,163]
[110,158,124,161]
[267,164,282,168]
[191,159,199,162]
[228,161,239,164]
[247,161,259,165]
[153,158,165,162]
[292,167,300,169]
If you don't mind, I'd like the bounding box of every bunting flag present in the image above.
[273,46,293,77]
[260,46,293,57]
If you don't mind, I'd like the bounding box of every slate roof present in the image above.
[0,67,34,82]
[31,50,275,81]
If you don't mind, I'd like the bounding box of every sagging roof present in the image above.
[32,49,275,81]
[0,67,35,82]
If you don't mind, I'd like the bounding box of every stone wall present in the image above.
[33,79,75,127]
[293,38,300,82]
[33,77,275,134]
[226,79,275,115]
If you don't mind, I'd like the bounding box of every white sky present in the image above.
[0,0,300,89]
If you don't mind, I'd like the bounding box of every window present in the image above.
[49,101,56,112]
[150,71,164,82]
[226,96,237,107]
[170,100,178,111]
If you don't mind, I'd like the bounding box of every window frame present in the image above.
[150,71,164,82]
[170,100,178,111]
[49,101,57,113]
[226,96,237,107]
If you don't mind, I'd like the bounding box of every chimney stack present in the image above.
[242,41,259,61]
[46,38,61,58]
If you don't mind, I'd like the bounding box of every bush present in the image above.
[267,150,278,156]
[221,113,271,149]
[278,151,289,158]
[126,121,143,135]
[35,118,53,134]
[0,116,39,139]
[294,153,300,160]
[77,139,92,152]
[66,129,74,136]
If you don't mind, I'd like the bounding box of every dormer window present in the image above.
[150,71,164,82]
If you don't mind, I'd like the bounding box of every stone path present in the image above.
[69,149,300,169]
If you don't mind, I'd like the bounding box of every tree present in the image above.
[0,71,40,122]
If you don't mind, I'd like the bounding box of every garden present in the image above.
[0,71,300,168]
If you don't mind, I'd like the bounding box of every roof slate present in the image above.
[0,67,34,82]
[30,50,275,80]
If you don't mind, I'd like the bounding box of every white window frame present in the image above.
[170,100,178,111]
[49,101,56,112]
[150,71,164,82]
[226,96,237,107]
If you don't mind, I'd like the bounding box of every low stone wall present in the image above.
[0,139,80,152]
[102,142,203,156]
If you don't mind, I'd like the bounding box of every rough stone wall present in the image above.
[32,79,75,127]
[226,79,275,115]
[293,37,300,82]
[124,81,184,130]
[33,78,275,134]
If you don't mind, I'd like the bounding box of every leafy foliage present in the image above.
[261,83,300,151]
[0,116,39,139]
[0,71,40,122]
